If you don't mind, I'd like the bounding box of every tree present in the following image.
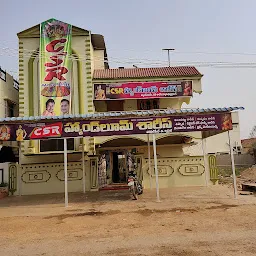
[250,125,256,138]
[248,126,256,161]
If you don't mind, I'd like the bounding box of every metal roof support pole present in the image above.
[147,134,152,190]
[202,136,209,186]
[228,131,238,199]
[64,138,68,207]
[82,138,86,194]
[152,134,160,202]
[18,142,22,196]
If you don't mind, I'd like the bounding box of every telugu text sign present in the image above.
[94,81,193,100]
[0,113,232,141]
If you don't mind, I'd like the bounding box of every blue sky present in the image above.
[1,0,255,138]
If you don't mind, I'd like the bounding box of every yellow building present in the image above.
[15,18,217,196]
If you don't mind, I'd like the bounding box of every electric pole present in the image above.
[162,48,175,67]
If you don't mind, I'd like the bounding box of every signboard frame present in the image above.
[94,80,193,101]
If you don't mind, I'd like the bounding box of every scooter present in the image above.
[127,172,143,200]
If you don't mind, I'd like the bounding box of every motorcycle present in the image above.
[127,172,143,200]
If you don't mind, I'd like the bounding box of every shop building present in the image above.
[8,18,240,196]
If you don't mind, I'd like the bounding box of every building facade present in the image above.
[15,19,218,196]
[0,67,19,119]
[0,67,19,158]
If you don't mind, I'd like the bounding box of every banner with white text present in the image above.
[0,113,232,141]
[94,81,193,100]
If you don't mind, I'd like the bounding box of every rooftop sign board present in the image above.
[94,81,193,100]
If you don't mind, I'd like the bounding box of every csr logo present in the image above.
[30,123,63,139]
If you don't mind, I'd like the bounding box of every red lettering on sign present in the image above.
[44,67,68,81]
[45,56,64,67]
[46,39,67,53]
[44,38,69,82]
[29,123,62,139]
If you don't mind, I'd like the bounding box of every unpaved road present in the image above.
[0,186,256,256]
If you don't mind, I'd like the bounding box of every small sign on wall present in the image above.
[13,79,19,90]
[0,68,6,82]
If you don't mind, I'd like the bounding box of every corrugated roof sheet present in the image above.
[93,66,202,80]
[0,107,244,123]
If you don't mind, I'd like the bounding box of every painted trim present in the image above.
[72,50,84,114]
[93,76,202,84]
[28,49,38,116]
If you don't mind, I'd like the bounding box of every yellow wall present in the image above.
[94,98,191,113]
[19,161,90,195]
[142,156,207,189]
[160,98,181,109]
[93,50,105,70]
[94,101,107,112]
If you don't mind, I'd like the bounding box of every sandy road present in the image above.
[0,186,256,256]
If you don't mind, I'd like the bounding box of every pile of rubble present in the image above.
[237,166,256,192]
[239,166,256,182]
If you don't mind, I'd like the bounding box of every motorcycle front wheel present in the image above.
[131,186,138,200]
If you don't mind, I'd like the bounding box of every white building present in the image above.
[0,67,19,164]
[0,67,19,118]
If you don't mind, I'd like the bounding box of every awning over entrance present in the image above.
[0,106,244,141]
[0,106,243,123]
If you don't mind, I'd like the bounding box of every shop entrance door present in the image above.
[112,152,126,183]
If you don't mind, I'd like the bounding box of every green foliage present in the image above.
[218,167,247,177]
[0,182,8,187]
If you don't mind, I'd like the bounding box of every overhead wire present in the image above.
[3,39,256,57]
[4,44,256,76]
[3,45,256,64]
[3,49,256,69]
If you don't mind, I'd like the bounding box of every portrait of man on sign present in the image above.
[42,99,55,117]
[60,99,70,115]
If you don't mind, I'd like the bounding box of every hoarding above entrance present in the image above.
[0,112,232,141]
[94,81,193,100]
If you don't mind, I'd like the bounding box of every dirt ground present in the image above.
[219,166,256,191]
[1,186,256,256]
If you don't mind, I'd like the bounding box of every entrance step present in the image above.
[99,183,128,191]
